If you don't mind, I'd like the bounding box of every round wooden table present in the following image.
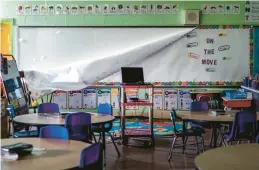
[195,144,259,170]
[13,112,116,165]
[178,112,259,147]
[1,138,90,170]
[13,112,115,126]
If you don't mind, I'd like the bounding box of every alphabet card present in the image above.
[153,89,163,110]
[225,4,233,14]
[102,4,109,14]
[82,89,97,109]
[217,4,225,14]
[68,90,82,109]
[232,4,240,14]
[164,89,178,110]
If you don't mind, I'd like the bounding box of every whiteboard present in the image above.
[18,27,250,82]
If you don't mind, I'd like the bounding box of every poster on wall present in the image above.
[164,89,178,110]
[111,88,120,109]
[82,89,96,109]
[153,89,163,110]
[68,90,82,109]
[53,90,67,109]
[245,0,259,22]
[97,89,111,105]
[125,88,139,110]
[179,90,192,111]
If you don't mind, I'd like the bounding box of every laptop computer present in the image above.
[121,67,144,85]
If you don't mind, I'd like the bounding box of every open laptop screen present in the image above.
[121,67,144,84]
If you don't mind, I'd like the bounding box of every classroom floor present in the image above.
[105,135,209,170]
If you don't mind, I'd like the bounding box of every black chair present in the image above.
[168,110,205,161]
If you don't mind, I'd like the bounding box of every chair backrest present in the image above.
[170,110,180,134]
[65,112,92,141]
[198,94,212,102]
[97,103,112,115]
[229,111,257,140]
[190,101,209,112]
[7,104,15,119]
[38,103,59,113]
[256,134,259,144]
[40,126,69,139]
[79,143,101,168]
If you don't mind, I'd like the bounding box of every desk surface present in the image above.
[190,90,221,94]
[195,144,259,170]
[1,138,89,170]
[13,112,115,126]
[177,111,259,122]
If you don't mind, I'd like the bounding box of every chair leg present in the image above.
[182,137,188,154]
[107,132,120,156]
[200,136,205,153]
[168,136,177,161]
[237,141,240,145]
[195,136,200,154]
[93,134,97,143]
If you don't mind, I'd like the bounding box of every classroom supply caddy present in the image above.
[120,85,154,147]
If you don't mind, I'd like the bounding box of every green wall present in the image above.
[2,1,259,26]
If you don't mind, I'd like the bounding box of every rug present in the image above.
[109,119,183,136]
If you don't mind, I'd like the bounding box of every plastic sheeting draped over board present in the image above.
[22,28,194,99]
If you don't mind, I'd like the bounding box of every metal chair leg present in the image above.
[168,136,177,161]
[200,136,205,153]
[107,132,120,156]
[195,136,200,154]
[93,134,97,143]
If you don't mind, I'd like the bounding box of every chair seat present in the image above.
[14,130,38,137]
[224,132,255,141]
[177,128,205,137]
[190,121,211,129]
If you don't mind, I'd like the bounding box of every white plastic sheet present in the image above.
[23,28,194,99]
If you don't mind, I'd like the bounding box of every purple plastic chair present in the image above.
[38,103,59,113]
[65,112,92,143]
[221,111,257,146]
[40,126,69,140]
[78,143,102,170]
[190,101,209,112]
[256,134,259,144]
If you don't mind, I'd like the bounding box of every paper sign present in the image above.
[86,5,94,14]
[225,4,233,14]
[153,89,163,110]
[97,89,111,105]
[53,90,67,109]
[179,90,192,111]
[32,5,40,15]
[245,1,259,22]
[140,4,148,14]
[172,4,179,14]
[82,89,97,109]
[17,5,24,15]
[94,4,102,14]
[110,4,118,14]
[218,4,225,14]
[48,5,55,15]
[111,88,120,109]
[68,90,82,109]
[40,5,48,15]
[117,4,125,14]
[55,4,63,15]
[102,4,109,14]
[232,4,240,14]
[24,5,32,15]
[148,4,156,14]
[63,5,70,15]
[78,5,86,14]
[125,4,132,14]
[125,88,139,110]
[70,4,79,15]
[133,4,140,14]
[164,89,178,110]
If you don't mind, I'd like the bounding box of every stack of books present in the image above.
[1,143,33,161]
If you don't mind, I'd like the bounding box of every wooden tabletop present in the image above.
[13,112,115,126]
[195,144,259,170]
[177,111,259,122]
[1,138,90,170]
[222,97,252,101]
[190,90,221,94]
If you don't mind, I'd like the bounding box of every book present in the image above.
[1,143,33,155]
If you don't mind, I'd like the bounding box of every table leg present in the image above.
[212,124,218,148]
[102,125,106,167]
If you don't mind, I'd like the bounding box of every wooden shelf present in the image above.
[241,86,259,94]
[122,101,152,106]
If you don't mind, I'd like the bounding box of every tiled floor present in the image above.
[105,136,204,170]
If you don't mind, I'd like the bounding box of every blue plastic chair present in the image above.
[221,111,257,146]
[168,110,205,161]
[65,112,92,142]
[38,103,59,113]
[78,143,102,170]
[40,126,69,139]
[92,103,120,156]
[256,134,259,144]
[7,104,38,137]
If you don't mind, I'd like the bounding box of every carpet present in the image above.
[110,119,183,136]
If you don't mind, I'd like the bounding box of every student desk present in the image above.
[1,138,89,170]
[177,112,259,147]
[195,144,259,170]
